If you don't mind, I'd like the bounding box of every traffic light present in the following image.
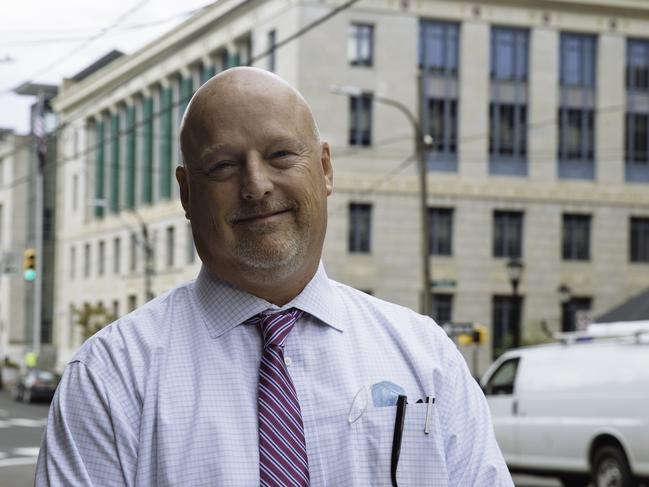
[23,248,36,281]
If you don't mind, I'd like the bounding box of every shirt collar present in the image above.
[193,261,343,339]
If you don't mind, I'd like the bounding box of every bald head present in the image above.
[180,67,320,171]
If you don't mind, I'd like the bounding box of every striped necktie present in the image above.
[252,308,310,487]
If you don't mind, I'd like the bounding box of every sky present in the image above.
[0,0,215,134]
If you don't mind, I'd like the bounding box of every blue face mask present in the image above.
[371,380,406,407]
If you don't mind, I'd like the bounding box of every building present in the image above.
[51,0,649,372]
[0,81,58,366]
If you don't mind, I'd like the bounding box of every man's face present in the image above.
[177,74,333,295]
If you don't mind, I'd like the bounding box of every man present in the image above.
[36,67,512,486]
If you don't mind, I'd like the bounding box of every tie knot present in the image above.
[255,308,304,349]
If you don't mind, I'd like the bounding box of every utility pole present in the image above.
[331,84,433,316]
[32,90,46,358]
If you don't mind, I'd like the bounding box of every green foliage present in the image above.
[73,303,116,341]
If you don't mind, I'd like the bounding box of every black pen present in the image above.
[391,394,407,487]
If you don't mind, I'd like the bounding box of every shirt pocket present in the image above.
[351,403,448,487]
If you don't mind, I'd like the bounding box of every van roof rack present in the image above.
[554,321,649,345]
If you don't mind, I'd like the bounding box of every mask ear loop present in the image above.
[348,385,369,424]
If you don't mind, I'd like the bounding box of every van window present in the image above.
[485,358,520,395]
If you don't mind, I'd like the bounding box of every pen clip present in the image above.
[390,395,407,487]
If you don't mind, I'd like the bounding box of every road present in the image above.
[0,389,49,487]
[0,388,570,487]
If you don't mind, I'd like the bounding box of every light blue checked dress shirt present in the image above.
[36,263,513,486]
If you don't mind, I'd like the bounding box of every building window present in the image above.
[489,28,529,175]
[559,108,594,160]
[626,39,649,182]
[561,297,592,332]
[72,173,79,211]
[428,207,453,255]
[84,243,91,278]
[349,23,373,67]
[98,240,105,276]
[626,113,648,164]
[113,237,121,274]
[420,20,459,171]
[492,295,523,357]
[561,34,596,87]
[559,33,596,179]
[428,98,457,154]
[130,233,137,272]
[348,203,372,253]
[112,300,120,319]
[562,214,591,261]
[419,20,458,75]
[128,294,137,312]
[268,30,277,71]
[491,27,528,81]
[431,294,453,323]
[186,223,196,264]
[70,246,76,280]
[493,211,523,258]
[166,226,175,268]
[630,217,649,262]
[349,95,372,146]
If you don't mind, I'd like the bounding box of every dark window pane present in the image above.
[493,211,523,258]
[562,214,591,260]
[431,294,453,323]
[492,295,523,357]
[627,113,649,164]
[349,203,372,253]
[627,40,649,90]
[630,217,649,262]
[559,108,595,161]
[429,208,453,255]
[427,98,457,154]
[349,95,372,146]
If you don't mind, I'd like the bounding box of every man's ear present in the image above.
[176,166,191,220]
[321,142,333,196]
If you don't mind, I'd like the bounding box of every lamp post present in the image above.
[330,84,433,315]
[506,259,524,348]
[558,284,572,332]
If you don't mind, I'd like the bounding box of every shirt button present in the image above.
[284,356,292,366]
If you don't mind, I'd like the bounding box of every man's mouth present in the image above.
[232,208,293,224]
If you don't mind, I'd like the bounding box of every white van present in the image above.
[480,323,649,487]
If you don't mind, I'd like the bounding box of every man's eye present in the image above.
[207,161,237,177]
[270,150,291,158]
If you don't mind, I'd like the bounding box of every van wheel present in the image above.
[592,445,636,487]
[559,474,589,487]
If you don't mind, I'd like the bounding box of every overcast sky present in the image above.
[1,0,214,134]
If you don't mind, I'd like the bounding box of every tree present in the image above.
[73,303,116,341]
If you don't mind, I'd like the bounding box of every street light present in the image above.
[506,259,524,348]
[330,84,433,315]
[558,284,572,332]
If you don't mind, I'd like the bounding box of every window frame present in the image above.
[348,23,374,67]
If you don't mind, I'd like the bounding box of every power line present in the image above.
[0,4,212,44]
[1,0,151,95]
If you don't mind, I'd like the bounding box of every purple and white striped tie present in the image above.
[252,308,310,487]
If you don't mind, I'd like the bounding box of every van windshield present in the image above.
[485,358,519,395]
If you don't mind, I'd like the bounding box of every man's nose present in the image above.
[240,151,273,200]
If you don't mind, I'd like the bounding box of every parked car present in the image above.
[11,369,60,404]
[481,322,649,487]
